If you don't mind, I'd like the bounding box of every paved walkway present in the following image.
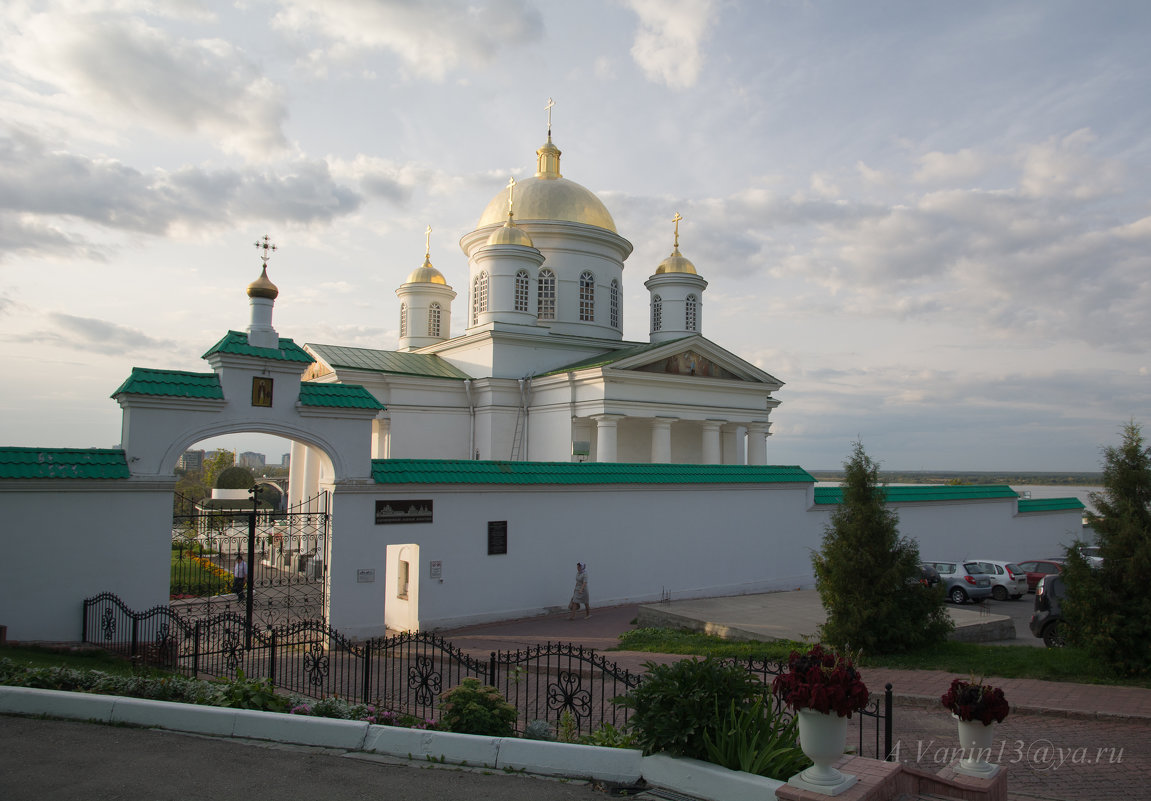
[437,592,1151,721]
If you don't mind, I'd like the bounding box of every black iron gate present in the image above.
[171,491,330,626]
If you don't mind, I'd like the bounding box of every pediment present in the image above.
[633,349,742,380]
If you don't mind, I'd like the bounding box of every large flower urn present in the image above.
[789,709,858,796]
[954,717,1000,778]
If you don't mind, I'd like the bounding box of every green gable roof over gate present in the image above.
[372,459,815,485]
[0,447,130,480]
[298,382,385,410]
[813,485,1020,505]
[203,331,313,363]
[111,368,224,399]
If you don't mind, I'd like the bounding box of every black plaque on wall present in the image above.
[487,521,508,555]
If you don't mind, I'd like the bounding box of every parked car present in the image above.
[1077,546,1103,567]
[1015,559,1064,592]
[922,561,993,604]
[1029,574,1067,647]
[918,564,941,587]
[965,559,1028,601]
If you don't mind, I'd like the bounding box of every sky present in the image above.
[1,0,1149,472]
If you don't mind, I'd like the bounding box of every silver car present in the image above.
[923,560,994,604]
[966,559,1028,601]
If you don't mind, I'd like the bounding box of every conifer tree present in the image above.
[1062,421,1151,676]
[813,441,952,654]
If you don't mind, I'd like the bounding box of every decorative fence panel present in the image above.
[81,594,891,759]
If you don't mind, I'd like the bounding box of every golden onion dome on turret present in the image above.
[655,247,698,275]
[476,136,617,232]
[246,266,279,299]
[405,256,447,285]
[487,213,535,247]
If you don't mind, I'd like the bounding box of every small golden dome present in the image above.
[476,137,617,232]
[247,266,279,299]
[406,256,447,285]
[487,214,535,247]
[655,247,698,275]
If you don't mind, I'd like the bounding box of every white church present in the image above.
[0,118,1086,642]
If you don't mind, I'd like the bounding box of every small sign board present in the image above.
[356,569,375,583]
[429,560,442,579]
[487,521,508,555]
[376,499,433,524]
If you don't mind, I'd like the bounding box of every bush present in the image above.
[522,719,554,741]
[615,657,764,760]
[215,466,255,489]
[702,696,810,779]
[577,722,637,749]
[212,670,287,712]
[438,678,518,737]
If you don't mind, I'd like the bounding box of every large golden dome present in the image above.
[476,137,617,233]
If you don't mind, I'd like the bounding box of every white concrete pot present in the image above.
[954,717,1000,778]
[788,709,857,796]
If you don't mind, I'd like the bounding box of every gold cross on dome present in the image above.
[545,97,556,134]
[672,212,682,249]
[254,235,277,264]
[506,177,517,215]
[424,225,432,257]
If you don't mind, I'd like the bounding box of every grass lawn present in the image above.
[0,644,163,676]
[612,627,1151,688]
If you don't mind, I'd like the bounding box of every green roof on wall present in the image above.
[1017,497,1086,513]
[203,331,313,363]
[298,382,385,410]
[111,368,224,399]
[0,447,130,480]
[813,485,1020,505]
[307,343,471,379]
[372,459,815,485]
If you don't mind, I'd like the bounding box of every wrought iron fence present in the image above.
[81,593,892,757]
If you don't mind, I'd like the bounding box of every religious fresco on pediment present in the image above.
[633,350,741,380]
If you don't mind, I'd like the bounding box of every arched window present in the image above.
[514,269,530,313]
[472,271,488,325]
[399,302,408,338]
[610,279,620,329]
[428,302,441,337]
[685,294,698,332]
[537,268,556,320]
[579,271,595,322]
[652,294,662,332]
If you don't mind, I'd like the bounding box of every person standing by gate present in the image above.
[568,562,590,620]
[233,553,248,602]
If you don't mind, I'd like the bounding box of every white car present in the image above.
[965,559,1028,601]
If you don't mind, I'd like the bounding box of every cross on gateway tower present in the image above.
[254,235,277,264]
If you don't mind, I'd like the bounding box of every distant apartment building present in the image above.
[281,453,291,467]
[239,451,266,468]
[177,449,204,471]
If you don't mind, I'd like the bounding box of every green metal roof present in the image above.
[307,343,471,380]
[111,368,224,400]
[372,459,814,486]
[299,382,385,410]
[203,331,313,363]
[1018,497,1086,513]
[813,485,1021,505]
[542,338,692,375]
[0,447,130,480]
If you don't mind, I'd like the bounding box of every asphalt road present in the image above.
[0,716,609,801]
[968,594,1045,648]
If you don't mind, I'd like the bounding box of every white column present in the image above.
[288,440,307,510]
[701,420,723,465]
[721,426,740,465]
[747,423,769,465]
[372,414,391,459]
[593,414,624,463]
[303,445,322,512]
[650,418,673,463]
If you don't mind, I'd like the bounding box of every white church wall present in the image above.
[670,422,704,463]
[0,482,172,641]
[387,408,472,460]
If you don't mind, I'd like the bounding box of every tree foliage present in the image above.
[202,450,235,489]
[1062,422,1151,676]
[813,441,952,654]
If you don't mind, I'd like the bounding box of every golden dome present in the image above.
[246,266,279,299]
[406,256,447,285]
[487,214,535,247]
[476,137,617,232]
[655,247,698,275]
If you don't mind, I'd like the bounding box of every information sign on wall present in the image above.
[487,521,508,555]
[375,499,433,524]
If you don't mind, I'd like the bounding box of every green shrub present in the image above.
[615,657,764,760]
[438,678,518,737]
[702,696,810,779]
[577,722,638,749]
[522,719,554,741]
[211,670,287,712]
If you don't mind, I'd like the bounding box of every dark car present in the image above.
[1015,559,1064,592]
[1029,574,1067,647]
[919,564,941,587]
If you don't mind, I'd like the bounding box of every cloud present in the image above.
[3,7,288,159]
[272,0,544,81]
[13,312,179,355]
[1019,129,1125,200]
[913,148,996,185]
[0,129,363,258]
[625,0,717,89]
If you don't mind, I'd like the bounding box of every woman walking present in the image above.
[568,562,591,620]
